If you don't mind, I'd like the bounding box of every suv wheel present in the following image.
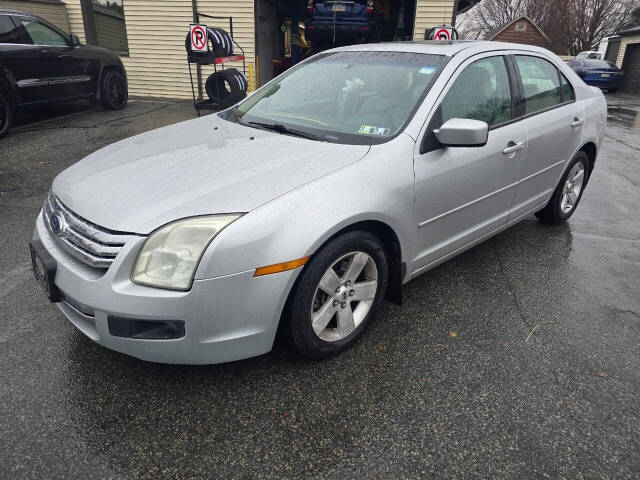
[0,91,13,139]
[100,70,128,110]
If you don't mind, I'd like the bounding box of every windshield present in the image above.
[228,51,445,145]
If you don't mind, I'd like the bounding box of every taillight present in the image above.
[366,0,374,13]
[307,0,313,12]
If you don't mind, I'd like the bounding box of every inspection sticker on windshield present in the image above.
[358,125,390,137]
[419,66,438,75]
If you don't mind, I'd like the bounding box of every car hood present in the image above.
[53,115,370,234]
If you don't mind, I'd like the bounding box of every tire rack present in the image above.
[187,13,246,116]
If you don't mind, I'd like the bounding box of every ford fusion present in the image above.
[31,41,606,364]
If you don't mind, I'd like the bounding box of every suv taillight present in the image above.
[366,0,374,13]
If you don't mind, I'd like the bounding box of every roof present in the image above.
[484,15,551,44]
[327,40,554,57]
[619,25,640,36]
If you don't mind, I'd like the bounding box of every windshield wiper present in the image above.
[247,121,322,141]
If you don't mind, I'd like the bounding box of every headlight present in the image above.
[131,215,242,290]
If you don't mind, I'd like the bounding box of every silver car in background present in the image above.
[30,41,607,364]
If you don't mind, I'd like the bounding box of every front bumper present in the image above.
[33,212,298,364]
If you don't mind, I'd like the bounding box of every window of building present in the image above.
[515,22,527,31]
[82,0,129,55]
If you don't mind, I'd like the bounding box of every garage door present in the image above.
[622,43,640,94]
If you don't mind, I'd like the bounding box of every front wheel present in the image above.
[286,231,389,360]
[100,70,128,110]
[535,151,588,224]
[0,91,13,139]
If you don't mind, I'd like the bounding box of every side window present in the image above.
[0,15,28,44]
[559,72,575,103]
[19,18,68,47]
[440,56,512,127]
[515,56,562,114]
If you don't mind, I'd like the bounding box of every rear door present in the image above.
[412,54,525,273]
[0,14,51,104]
[509,54,584,219]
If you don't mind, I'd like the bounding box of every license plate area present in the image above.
[601,73,610,78]
[30,240,60,302]
[331,4,347,11]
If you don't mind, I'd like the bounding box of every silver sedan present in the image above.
[30,41,607,363]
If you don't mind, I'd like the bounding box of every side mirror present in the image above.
[433,118,488,147]
[69,33,80,47]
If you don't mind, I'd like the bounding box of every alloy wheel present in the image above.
[107,75,126,107]
[560,162,586,214]
[310,251,378,342]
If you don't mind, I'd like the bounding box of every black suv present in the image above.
[0,8,128,138]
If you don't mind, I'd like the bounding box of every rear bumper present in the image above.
[33,212,298,364]
[583,76,623,88]
[306,21,373,41]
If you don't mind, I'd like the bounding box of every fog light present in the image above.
[108,316,185,340]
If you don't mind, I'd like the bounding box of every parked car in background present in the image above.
[568,59,623,92]
[305,0,376,46]
[31,41,606,364]
[575,51,603,60]
[0,8,128,138]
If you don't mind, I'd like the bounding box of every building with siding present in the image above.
[484,16,552,51]
[616,25,640,94]
[2,0,456,99]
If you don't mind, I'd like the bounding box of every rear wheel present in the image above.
[100,70,128,110]
[0,91,13,139]
[535,151,588,224]
[286,231,388,359]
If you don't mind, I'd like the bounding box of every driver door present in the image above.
[411,54,526,274]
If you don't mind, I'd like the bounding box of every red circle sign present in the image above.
[191,25,207,51]
[435,28,451,40]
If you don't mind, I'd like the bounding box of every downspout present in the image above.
[451,0,460,27]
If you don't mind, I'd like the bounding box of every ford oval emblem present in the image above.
[49,212,64,235]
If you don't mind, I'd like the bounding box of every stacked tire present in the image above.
[185,27,233,59]
[205,68,247,108]
[185,27,247,107]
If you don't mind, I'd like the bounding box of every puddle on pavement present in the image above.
[607,106,640,131]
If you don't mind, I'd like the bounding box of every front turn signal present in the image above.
[254,256,310,277]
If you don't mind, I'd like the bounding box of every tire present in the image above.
[535,151,589,225]
[609,88,618,93]
[184,28,233,58]
[100,70,128,110]
[205,68,247,108]
[0,90,12,139]
[286,231,389,360]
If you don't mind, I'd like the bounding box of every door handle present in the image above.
[571,118,585,128]
[502,141,524,155]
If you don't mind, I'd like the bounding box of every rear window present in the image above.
[583,60,617,69]
[0,15,28,44]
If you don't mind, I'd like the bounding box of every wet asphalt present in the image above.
[0,94,639,479]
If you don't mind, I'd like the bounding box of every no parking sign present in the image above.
[190,24,208,52]
[434,27,454,40]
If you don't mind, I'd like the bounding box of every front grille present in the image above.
[43,192,135,269]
